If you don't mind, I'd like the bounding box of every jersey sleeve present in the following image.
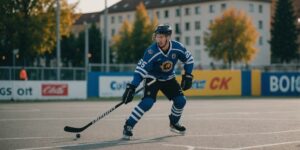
[131,49,156,87]
[178,46,194,75]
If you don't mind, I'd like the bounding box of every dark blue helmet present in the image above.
[154,24,172,36]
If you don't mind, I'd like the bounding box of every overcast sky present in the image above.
[67,0,121,13]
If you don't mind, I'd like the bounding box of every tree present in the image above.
[88,23,102,64]
[270,0,298,63]
[0,0,77,66]
[61,33,76,66]
[111,2,158,63]
[131,2,158,62]
[111,20,133,63]
[204,8,258,69]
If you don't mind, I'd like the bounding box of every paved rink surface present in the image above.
[0,98,300,150]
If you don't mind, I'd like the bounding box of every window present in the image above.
[195,21,201,30]
[249,4,254,12]
[111,16,115,24]
[209,5,214,13]
[185,37,190,46]
[258,20,263,29]
[175,37,180,42]
[185,8,190,16]
[118,16,123,23]
[194,49,201,61]
[175,23,181,34]
[221,3,226,11]
[195,6,200,15]
[185,22,190,31]
[164,10,169,18]
[127,14,131,20]
[195,36,201,45]
[259,36,263,45]
[111,29,115,36]
[156,11,160,19]
[176,8,181,17]
[259,5,263,13]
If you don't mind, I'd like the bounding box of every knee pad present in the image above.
[138,97,155,112]
[173,96,186,109]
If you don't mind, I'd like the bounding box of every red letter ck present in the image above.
[220,77,232,89]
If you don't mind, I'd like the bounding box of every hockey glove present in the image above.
[122,83,136,104]
[181,73,193,91]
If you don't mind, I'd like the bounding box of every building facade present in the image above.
[99,0,271,67]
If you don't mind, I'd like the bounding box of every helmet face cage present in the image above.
[154,25,172,36]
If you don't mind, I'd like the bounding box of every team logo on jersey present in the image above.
[172,53,177,59]
[160,61,173,72]
[148,49,153,55]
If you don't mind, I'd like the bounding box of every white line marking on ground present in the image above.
[1,115,300,122]
[192,117,300,121]
[0,109,40,112]
[0,136,67,141]
[163,143,231,150]
[186,129,300,137]
[234,140,300,150]
[0,117,91,121]
[189,111,300,116]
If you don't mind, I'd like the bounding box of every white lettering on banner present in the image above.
[42,84,68,96]
[270,75,300,93]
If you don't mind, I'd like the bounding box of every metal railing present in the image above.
[0,63,299,80]
[0,66,86,80]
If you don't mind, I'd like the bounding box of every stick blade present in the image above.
[64,126,83,133]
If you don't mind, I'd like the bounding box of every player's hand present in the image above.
[122,83,136,104]
[181,73,193,91]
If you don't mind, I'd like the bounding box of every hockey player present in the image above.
[122,24,194,140]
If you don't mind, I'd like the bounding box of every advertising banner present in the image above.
[182,70,241,96]
[98,76,143,97]
[261,72,300,96]
[0,81,86,100]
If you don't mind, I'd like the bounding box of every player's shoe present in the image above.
[122,125,133,140]
[169,115,186,135]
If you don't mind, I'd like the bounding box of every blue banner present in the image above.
[261,72,300,96]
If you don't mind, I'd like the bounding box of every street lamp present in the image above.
[104,0,110,72]
[84,22,89,80]
[56,0,61,80]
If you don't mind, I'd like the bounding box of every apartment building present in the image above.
[99,0,271,67]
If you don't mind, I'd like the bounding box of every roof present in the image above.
[74,12,100,25]
[103,0,272,14]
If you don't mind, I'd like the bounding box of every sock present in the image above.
[125,97,155,128]
[170,95,186,124]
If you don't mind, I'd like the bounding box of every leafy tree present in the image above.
[131,2,158,62]
[270,0,298,63]
[111,20,133,63]
[61,33,76,66]
[88,23,102,64]
[0,0,77,66]
[111,2,158,63]
[204,8,258,69]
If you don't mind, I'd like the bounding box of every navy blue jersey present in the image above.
[131,40,194,87]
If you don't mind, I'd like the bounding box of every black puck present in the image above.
[76,133,80,138]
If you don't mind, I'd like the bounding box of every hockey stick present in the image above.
[64,78,156,133]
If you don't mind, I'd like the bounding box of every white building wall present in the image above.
[100,0,271,67]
